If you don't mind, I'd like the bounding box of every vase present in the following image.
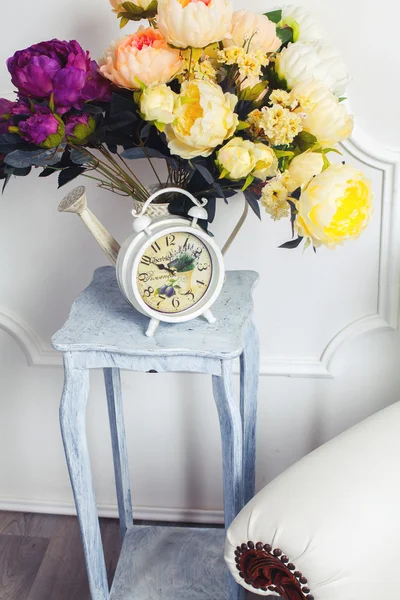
[132,183,172,218]
[132,197,170,218]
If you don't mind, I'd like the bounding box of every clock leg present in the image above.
[146,317,160,337]
[203,309,216,324]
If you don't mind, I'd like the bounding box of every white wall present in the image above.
[0,0,400,523]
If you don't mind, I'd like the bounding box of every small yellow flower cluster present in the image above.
[217,46,269,80]
[261,178,290,221]
[178,52,218,83]
[194,58,218,81]
[269,89,292,107]
[248,104,304,146]
[218,46,245,66]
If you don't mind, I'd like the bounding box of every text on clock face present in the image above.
[136,232,213,314]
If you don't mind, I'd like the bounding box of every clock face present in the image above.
[136,231,213,314]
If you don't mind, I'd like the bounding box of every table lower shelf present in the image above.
[110,524,228,600]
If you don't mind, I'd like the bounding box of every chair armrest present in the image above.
[225,401,400,600]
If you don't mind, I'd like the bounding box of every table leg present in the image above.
[104,368,133,540]
[212,360,245,600]
[60,356,109,600]
[240,320,259,506]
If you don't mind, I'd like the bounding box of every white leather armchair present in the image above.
[225,401,400,600]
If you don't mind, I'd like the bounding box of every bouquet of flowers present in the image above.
[0,1,372,251]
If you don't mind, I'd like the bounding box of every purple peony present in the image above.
[17,106,65,148]
[65,113,96,143]
[7,39,112,114]
[0,98,13,117]
[9,98,32,116]
[0,98,13,134]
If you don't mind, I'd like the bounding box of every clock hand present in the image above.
[155,263,176,275]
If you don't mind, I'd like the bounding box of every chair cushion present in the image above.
[225,401,400,599]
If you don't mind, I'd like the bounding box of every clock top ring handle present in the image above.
[131,187,209,233]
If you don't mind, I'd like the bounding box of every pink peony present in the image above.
[99,27,183,90]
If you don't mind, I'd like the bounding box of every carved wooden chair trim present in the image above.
[234,541,314,600]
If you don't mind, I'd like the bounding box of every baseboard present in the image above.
[0,496,225,525]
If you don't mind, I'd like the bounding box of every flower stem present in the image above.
[139,138,162,186]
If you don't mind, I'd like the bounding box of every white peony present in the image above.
[165,79,238,159]
[225,10,281,53]
[291,79,354,146]
[275,41,349,96]
[280,5,323,43]
[140,84,177,125]
[283,152,324,192]
[157,0,233,49]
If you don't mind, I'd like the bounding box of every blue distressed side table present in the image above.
[52,266,259,600]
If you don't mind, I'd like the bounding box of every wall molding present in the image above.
[0,496,224,525]
[0,126,399,378]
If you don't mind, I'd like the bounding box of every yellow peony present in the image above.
[290,79,354,147]
[225,10,281,53]
[157,0,233,49]
[217,137,255,180]
[140,84,177,125]
[217,138,278,181]
[99,28,183,90]
[283,152,324,192]
[251,143,278,180]
[295,163,373,248]
[165,79,238,159]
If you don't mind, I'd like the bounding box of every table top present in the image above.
[52,266,259,360]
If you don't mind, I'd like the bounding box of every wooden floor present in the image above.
[0,511,121,600]
[0,511,261,600]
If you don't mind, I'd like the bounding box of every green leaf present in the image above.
[244,188,261,219]
[296,131,318,152]
[118,0,157,20]
[236,120,250,131]
[238,81,268,102]
[122,1,142,12]
[242,174,254,192]
[338,96,347,103]
[278,18,300,42]
[264,9,282,23]
[58,166,86,188]
[276,26,294,46]
[119,16,129,28]
[322,147,342,155]
[322,153,330,171]
[273,149,295,158]
[5,147,65,168]
[49,92,55,113]
[279,236,304,250]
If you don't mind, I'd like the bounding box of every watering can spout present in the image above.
[58,186,121,265]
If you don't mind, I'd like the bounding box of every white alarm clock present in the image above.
[116,187,225,337]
